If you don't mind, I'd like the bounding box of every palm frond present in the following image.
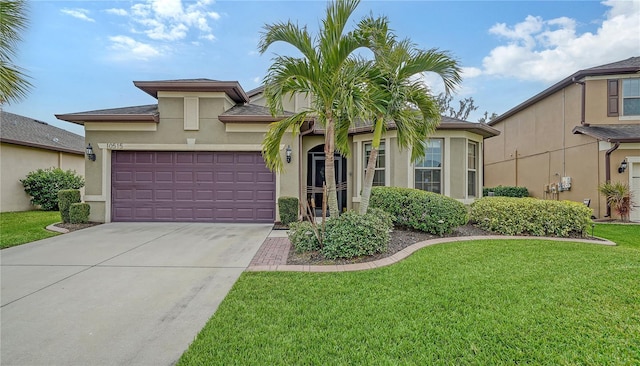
[262,111,312,172]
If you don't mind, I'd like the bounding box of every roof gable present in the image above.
[133,79,249,103]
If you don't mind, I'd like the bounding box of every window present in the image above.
[622,78,640,116]
[467,141,478,197]
[414,139,442,193]
[364,142,385,186]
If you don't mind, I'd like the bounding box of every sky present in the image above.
[4,0,640,136]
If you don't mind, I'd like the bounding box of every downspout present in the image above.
[298,121,315,217]
[572,77,587,126]
[604,141,620,217]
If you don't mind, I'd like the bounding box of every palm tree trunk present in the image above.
[359,146,379,214]
[324,116,340,217]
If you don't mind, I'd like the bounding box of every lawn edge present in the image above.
[45,222,69,234]
[246,235,616,273]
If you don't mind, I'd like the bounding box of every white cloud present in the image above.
[461,67,482,79]
[124,0,221,42]
[109,35,162,61]
[105,8,128,16]
[61,8,95,22]
[480,0,640,83]
[253,76,262,84]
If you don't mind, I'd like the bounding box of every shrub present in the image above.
[483,186,529,197]
[69,203,90,224]
[21,168,84,211]
[470,197,592,237]
[278,196,299,226]
[288,221,321,253]
[369,186,468,235]
[598,182,634,222]
[58,189,81,223]
[322,210,392,260]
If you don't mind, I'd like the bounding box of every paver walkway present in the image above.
[248,234,615,273]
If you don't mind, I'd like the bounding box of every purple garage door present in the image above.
[111,151,275,223]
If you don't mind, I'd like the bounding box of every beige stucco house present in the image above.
[56,79,498,223]
[484,57,640,221]
[0,111,85,212]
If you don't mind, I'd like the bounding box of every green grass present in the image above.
[179,225,640,365]
[0,211,61,249]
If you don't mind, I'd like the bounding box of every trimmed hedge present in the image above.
[58,189,81,223]
[470,197,592,237]
[69,203,90,224]
[21,168,84,211]
[369,186,468,235]
[483,186,529,198]
[278,196,299,226]
[322,209,392,259]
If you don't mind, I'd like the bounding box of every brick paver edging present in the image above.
[246,235,615,273]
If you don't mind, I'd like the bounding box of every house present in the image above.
[484,56,640,221]
[56,79,499,223]
[0,111,85,212]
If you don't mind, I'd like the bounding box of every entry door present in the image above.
[309,153,346,216]
[632,162,640,222]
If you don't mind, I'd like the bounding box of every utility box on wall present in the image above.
[560,176,572,191]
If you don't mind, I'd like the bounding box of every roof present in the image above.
[572,124,640,143]
[313,115,500,138]
[56,105,159,125]
[1,111,84,154]
[218,103,294,122]
[490,56,640,125]
[133,79,249,103]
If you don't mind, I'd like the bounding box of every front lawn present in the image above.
[179,225,640,365]
[0,211,61,249]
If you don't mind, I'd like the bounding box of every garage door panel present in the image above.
[112,151,275,222]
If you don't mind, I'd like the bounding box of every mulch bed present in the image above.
[54,222,102,232]
[287,223,494,265]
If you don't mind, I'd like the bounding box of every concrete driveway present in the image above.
[1,222,272,366]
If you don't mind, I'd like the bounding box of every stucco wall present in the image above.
[0,143,84,212]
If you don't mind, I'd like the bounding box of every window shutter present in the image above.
[607,79,619,117]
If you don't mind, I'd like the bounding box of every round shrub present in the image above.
[470,197,592,237]
[21,168,84,211]
[58,189,81,223]
[288,221,321,253]
[322,210,391,260]
[369,186,468,235]
[69,203,90,224]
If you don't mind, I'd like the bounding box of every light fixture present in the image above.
[618,158,628,173]
[286,145,292,163]
[86,143,96,161]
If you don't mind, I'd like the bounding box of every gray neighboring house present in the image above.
[1,111,85,212]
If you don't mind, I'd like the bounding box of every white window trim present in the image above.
[467,141,479,198]
[413,138,445,194]
[621,78,640,118]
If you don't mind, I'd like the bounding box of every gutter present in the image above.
[604,141,620,217]
[572,77,587,126]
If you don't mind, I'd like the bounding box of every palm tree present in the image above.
[0,0,31,104]
[259,0,372,217]
[357,16,461,214]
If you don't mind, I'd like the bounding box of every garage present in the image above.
[111,151,275,223]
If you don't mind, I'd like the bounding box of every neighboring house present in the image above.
[56,79,499,223]
[0,111,85,212]
[484,57,640,221]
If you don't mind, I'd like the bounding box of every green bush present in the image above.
[470,197,592,237]
[58,189,81,223]
[69,203,90,224]
[278,196,299,226]
[369,186,468,235]
[483,186,529,197]
[322,210,392,260]
[21,168,84,211]
[288,221,321,253]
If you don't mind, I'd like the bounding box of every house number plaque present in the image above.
[106,143,124,149]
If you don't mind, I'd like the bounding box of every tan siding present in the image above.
[449,138,465,199]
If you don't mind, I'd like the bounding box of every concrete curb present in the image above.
[246,235,616,273]
[45,222,69,234]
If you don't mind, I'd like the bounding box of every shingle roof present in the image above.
[572,124,640,143]
[1,111,84,154]
[56,105,159,124]
[490,56,640,125]
[218,103,294,122]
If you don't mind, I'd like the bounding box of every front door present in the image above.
[307,146,347,216]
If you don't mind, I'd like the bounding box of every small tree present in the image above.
[21,168,84,211]
[598,182,634,222]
